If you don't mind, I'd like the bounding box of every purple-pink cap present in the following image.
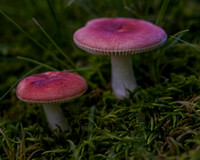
[16,71,87,103]
[73,17,167,55]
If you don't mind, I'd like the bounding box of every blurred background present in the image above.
[1,0,200,106]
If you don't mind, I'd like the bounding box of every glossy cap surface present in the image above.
[16,71,87,103]
[74,17,167,55]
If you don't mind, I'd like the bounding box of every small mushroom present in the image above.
[73,17,167,99]
[16,71,87,131]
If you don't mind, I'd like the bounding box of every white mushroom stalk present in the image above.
[42,103,68,131]
[111,55,137,98]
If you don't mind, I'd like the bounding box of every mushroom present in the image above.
[16,71,87,131]
[73,17,167,99]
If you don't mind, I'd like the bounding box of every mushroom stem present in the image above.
[111,55,137,99]
[42,104,69,131]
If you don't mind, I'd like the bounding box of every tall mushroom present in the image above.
[73,17,167,99]
[16,71,87,131]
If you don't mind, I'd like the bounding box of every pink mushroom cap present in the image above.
[16,71,87,103]
[73,17,167,55]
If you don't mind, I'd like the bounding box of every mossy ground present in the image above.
[1,0,200,159]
